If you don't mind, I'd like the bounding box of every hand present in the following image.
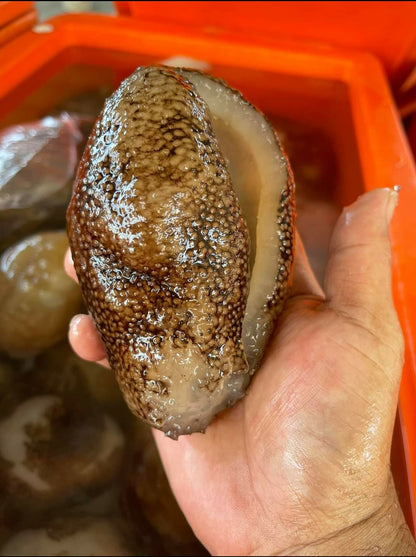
[66,188,416,556]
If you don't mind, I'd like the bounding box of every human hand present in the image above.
[66,188,416,556]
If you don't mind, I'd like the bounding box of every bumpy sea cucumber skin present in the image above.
[67,67,251,438]
[175,69,296,372]
[266,139,296,324]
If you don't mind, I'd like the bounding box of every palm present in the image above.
[67,188,405,556]
[154,292,400,556]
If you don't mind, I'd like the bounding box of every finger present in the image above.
[64,248,78,284]
[69,314,109,366]
[324,187,399,324]
[290,230,325,299]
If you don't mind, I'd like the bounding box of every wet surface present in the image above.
[67,67,295,438]
[0,231,83,357]
[0,72,340,554]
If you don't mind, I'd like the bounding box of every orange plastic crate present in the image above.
[115,0,416,88]
[0,4,415,534]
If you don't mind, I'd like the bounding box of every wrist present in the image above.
[278,476,416,556]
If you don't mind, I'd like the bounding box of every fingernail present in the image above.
[69,314,82,331]
[387,185,400,223]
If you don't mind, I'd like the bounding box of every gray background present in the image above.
[35,1,116,21]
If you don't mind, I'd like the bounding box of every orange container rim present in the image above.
[0,1,34,29]
[0,1,36,46]
[115,1,416,88]
[0,9,415,532]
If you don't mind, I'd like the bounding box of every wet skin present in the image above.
[67,67,294,437]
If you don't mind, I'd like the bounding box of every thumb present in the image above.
[324,187,399,331]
